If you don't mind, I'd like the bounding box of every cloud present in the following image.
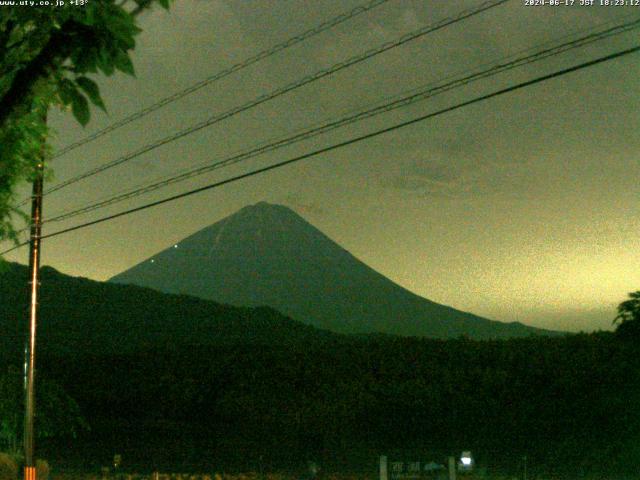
[380,150,534,200]
[281,193,327,216]
[384,161,466,198]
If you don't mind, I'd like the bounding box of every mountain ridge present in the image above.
[0,261,341,357]
[110,202,560,339]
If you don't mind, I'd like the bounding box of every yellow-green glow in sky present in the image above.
[3,0,639,332]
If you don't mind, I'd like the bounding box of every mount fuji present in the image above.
[110,202,557,339]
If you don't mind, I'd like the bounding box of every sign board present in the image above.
[380,456,446,480]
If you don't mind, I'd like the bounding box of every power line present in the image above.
[50,13,638,218]
[15,0,392,209]
[40,16,640,225]
[49,0,392,160]
[34,0,510,200]
[2,43,638,256]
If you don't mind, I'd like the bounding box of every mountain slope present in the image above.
[0,261,338,357]
[110,202,558,339]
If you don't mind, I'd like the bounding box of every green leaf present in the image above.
[70,91,90,126]
[104,12,137,49]
[75,76,106,112]
[83,3,97,25]
[57,78,76,106]
[114,50,135,76]
[96,48,115,76]
[157,0,171,9]
[71,46,99,74]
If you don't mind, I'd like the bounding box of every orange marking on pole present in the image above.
[24,466,36,480]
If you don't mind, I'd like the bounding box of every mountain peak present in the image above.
[224,201,307,226]
[248,201,282,209]
[235,201,302,219]
[240,201,281,212]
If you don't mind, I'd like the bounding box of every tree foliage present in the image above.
[34,332,638,476]
[0,0,172,243]
[0,366,87,454]
[0,263,638,475]
[614,290,640,338]
[614,291,640,324]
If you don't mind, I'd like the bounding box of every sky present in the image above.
[3,0,639,332]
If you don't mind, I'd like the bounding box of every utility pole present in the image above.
[24,126,45,480]
[448,456,456,480]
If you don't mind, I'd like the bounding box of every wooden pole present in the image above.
[24,125,45,480]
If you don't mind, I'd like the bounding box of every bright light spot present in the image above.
[174,244,178,248]
[150,259,155,263]
[460,452,473,468]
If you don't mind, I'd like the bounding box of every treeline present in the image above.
[30,330,639,478]
[2,263,637,476]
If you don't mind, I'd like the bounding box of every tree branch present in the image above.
[0,19,15,54]
[0,23,76,130]
[0,2,159,130]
